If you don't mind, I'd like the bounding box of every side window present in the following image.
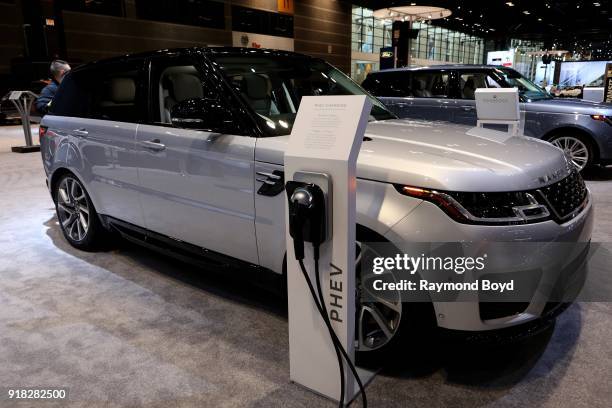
[149,57,217,124]
[361,75,379,95]
[459,72,502,100]
[49,71,91,118]
[90,61,145,123]
[411,72,449,98]
[366,73,413,97]
[486,76,502,88]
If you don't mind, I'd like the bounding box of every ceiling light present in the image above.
[523,10,531,15]
[505,2,515,6]
[593,2,601,6]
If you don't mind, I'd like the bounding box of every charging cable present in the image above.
[297,249,368,408]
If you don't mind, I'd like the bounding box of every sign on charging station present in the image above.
[285,95,374,403]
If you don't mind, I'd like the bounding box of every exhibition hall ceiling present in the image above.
[353,1,611,41]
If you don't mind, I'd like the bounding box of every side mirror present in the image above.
[170,98,235,133]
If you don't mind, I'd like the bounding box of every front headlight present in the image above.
[395,185,551,225]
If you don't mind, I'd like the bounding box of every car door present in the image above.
[135,54,259,265]
[406,70,454,121]
[365,71,415,118]
[369,70,453,122]
[49,60,147,227]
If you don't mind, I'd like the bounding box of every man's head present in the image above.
[50,60,71,83]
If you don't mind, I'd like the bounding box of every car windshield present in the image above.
[495,68,552,101]
[210,53,396,136]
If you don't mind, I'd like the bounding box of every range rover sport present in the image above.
[40,47,593,357]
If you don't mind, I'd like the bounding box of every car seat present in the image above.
[463,77,476,99]
[241,74,273,116]
[164,73,204,123]
[99,77,136,121]
[413,79,432,97]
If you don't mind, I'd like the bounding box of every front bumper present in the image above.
[384,191,594,332]
[438,302,568,344]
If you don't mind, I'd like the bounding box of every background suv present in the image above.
[362,65,612,170]
[40,48,592,357]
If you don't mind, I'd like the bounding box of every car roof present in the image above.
[71,47,315,73]
[370,64,512,74]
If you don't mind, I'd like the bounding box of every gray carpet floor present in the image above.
[0,126,611,407]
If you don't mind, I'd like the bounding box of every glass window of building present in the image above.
[135,0,226,29]
[511,39,545,80]
[351,5,485,81]
[63,0,124,16]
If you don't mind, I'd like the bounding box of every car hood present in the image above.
[255,119,573,192]
[525,97,612,115]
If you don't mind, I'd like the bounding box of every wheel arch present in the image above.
[49,168,106,229]
[542,126,600,163]
[49,167,78,204]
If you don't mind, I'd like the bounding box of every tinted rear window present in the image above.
[50,60,145,123]
[363,71,450,98]
[49,71,91,117]
[362,72,412,97]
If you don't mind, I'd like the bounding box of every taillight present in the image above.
[39,125,48,141]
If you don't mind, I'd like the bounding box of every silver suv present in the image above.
[40,48,593,356]
[362,65,612,170]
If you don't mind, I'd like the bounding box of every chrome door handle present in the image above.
[256,178,277,185]
[461,106,475,112]
[72,128,88,137]
[141,139,166,151]
[256,171,282,180]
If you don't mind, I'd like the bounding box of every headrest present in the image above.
[242,74,270,100]
[464,77,475,87]
[473,76,487,89]
[414,79,426,89]
[107,77,135,103]
[168,74,203,102]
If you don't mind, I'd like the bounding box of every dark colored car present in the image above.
[362,65,612,170]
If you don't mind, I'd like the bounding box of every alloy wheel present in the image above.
[57,177,90,242]
[355,241,402,351]
[551,136,589,170]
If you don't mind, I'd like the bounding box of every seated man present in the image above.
[36,60,71,115]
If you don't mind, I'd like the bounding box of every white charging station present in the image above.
[475,88,521,135]
[284,95,374,404]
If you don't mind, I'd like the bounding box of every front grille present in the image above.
[537,170,587,222]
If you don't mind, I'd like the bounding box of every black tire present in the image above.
[53,173,105,251]
[354,231,437,365]
[549,133,596,171]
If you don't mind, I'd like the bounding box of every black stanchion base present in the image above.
[11,145,40,153]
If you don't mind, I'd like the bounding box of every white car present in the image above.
[40,48,593,357]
